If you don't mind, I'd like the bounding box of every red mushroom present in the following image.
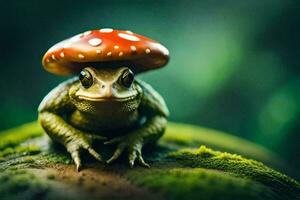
[42,28,169,75]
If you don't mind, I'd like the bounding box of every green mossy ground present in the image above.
[0,169,49,200]
[0,122,42,150]
[168,146,300,199]
[128,168,276,200]
[0,122,299,200]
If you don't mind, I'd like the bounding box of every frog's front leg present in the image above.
[38,79,104,171]
[106,115,167,167]
[39,112,104,171]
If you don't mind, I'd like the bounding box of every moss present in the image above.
[0,156,40,172]
[0,153,71,172]
[0,145,41,158]
[169,145,300,200]
[0,122,43,151]
[0,122,71,166]
[164,122,282,168]
[39,152,72,165]
[0,169,49,200]
[128,168,277,200]
[0,122,282,168]
[0,121,299,200]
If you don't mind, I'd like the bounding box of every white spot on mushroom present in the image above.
[88,38,102,47]
[46,59,50,63]
[60,52,65,58]
[78,54,85,59]
[107,52,112,56]
[126,30,133,34]
[96,49,101,54]
[145,48,151,54]
[114,45,119,49]
[118,33,140,41]
[70,34,83,42]
[130,46,137,52]
[119,52,123,56]
[83,30,92,36]
[99,28,113,33]
[51,55,56,60]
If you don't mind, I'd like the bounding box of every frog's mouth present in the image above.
[75,84,139,102]
[78,94,137,102]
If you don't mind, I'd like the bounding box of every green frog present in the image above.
[38,66,169,171]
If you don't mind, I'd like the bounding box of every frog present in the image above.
[38,66,169,171]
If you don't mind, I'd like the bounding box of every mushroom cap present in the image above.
[42,28,169,75]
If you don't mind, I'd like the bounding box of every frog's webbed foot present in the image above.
[66,133,105,172]
[105,136,150,168]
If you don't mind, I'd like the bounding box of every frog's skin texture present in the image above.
[38,67,169,171]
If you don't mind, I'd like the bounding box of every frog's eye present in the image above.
[119,69,134,88]
[79,70,93,88]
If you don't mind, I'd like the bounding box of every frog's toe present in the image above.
[104,136,125,145]
[76,163,82,172]
[70,150,82,172]
[128,145,150,168]
[128,150,137,168]
[86,133,107,141]
[106,143,126,164]
[86,147,103,162]
[137,154,150,168]
[66,138,104,171]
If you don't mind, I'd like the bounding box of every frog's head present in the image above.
[69,66,142,114]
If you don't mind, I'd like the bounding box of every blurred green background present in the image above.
[1,0,299,174]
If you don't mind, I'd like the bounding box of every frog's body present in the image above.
[38,67,169,171]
